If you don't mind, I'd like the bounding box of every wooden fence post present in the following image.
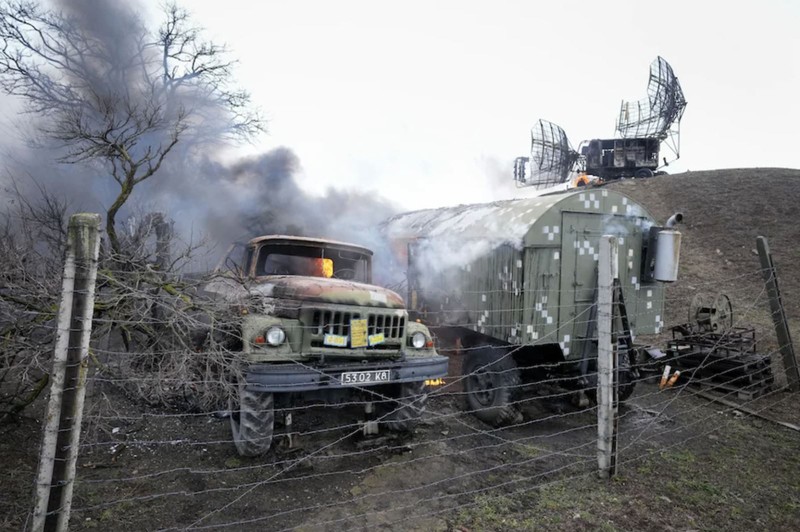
[756,236,800,391]
[597,235,619,479]
[32,213,101,532]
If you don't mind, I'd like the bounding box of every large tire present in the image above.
[382,381,428,432]
[230,382,274,457]
[634,168,655,178]
[463,347,522,426]
[585,344,637,404]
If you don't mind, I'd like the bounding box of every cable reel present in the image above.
[689,293,733,333]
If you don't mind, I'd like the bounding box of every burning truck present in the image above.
[201,235,448,456]
[384,189,683,425]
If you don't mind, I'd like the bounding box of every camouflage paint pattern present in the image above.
[385,189,669,361]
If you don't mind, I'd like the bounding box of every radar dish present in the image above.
[519,119,579,189]
[617,56,687,140]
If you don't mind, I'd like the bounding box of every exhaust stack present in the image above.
[643,212,683,283]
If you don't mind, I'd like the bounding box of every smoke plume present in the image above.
[0,0,401,284]
[142,148,401,279]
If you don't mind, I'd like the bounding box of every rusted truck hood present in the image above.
[203,275,404,309]
[250,276,405,308]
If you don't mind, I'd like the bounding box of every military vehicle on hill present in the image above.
[514,56,687,189]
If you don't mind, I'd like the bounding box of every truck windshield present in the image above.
[254,244,370,282]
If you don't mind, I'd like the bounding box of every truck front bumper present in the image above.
[245,354,449,393]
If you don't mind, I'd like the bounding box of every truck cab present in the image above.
[204,235,448,456]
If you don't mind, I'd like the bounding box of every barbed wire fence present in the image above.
[6,216,800,530]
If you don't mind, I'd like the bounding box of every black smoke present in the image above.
[138,147,400,278]
[0,0,401,284]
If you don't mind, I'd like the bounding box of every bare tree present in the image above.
[0,1,264,417]
[0,180,244,420]
[0,0,264,253]
[0,181,67,422]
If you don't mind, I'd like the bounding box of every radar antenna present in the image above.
[513,57,687,188]
[617,56,687,161]
[515,119,579,189]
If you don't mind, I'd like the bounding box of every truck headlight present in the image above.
[411,332,427,349]
[266,326,286,346]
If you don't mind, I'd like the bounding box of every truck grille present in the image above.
[309,310,406,343]
[366,313,406,340]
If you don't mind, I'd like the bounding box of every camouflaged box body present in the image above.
[385,189,665,361]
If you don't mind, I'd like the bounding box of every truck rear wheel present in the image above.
[230,382,274,457]
[464,348,522,426]
[617,347,637,402]
[382,381,428,432]
[585,345,637,404]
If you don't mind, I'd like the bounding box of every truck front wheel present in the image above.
[381,381,428,432]
[230,383,274,457]
[464,348,522,426]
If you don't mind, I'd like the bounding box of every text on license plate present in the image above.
[340,370,391,385]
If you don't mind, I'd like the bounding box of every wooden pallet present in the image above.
[690,379,772,402]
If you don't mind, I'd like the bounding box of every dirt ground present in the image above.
[4,383,799,531]
[608,167,800,326]
[2,167,800,531]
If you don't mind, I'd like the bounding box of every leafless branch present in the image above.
[0,0,265,252]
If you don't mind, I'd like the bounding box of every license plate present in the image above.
[340,370,391,386]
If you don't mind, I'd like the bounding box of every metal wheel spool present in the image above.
[713,293,734,332]
[690,293,733,333]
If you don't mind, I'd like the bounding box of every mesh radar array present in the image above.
[514,56,687,189]
[617,56,687,160]
[513,119,579,190]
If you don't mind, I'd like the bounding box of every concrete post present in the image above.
[32,213,101,532]
[597,235,619,479]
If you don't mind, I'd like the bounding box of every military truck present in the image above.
[202,235,448,456]
[384,189,682,425]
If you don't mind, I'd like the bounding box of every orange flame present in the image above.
[315,258,334,278]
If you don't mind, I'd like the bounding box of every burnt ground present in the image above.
[2,167,800,531]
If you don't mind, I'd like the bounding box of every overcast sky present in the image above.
[21,0,794,214]
[184,0,799,210]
